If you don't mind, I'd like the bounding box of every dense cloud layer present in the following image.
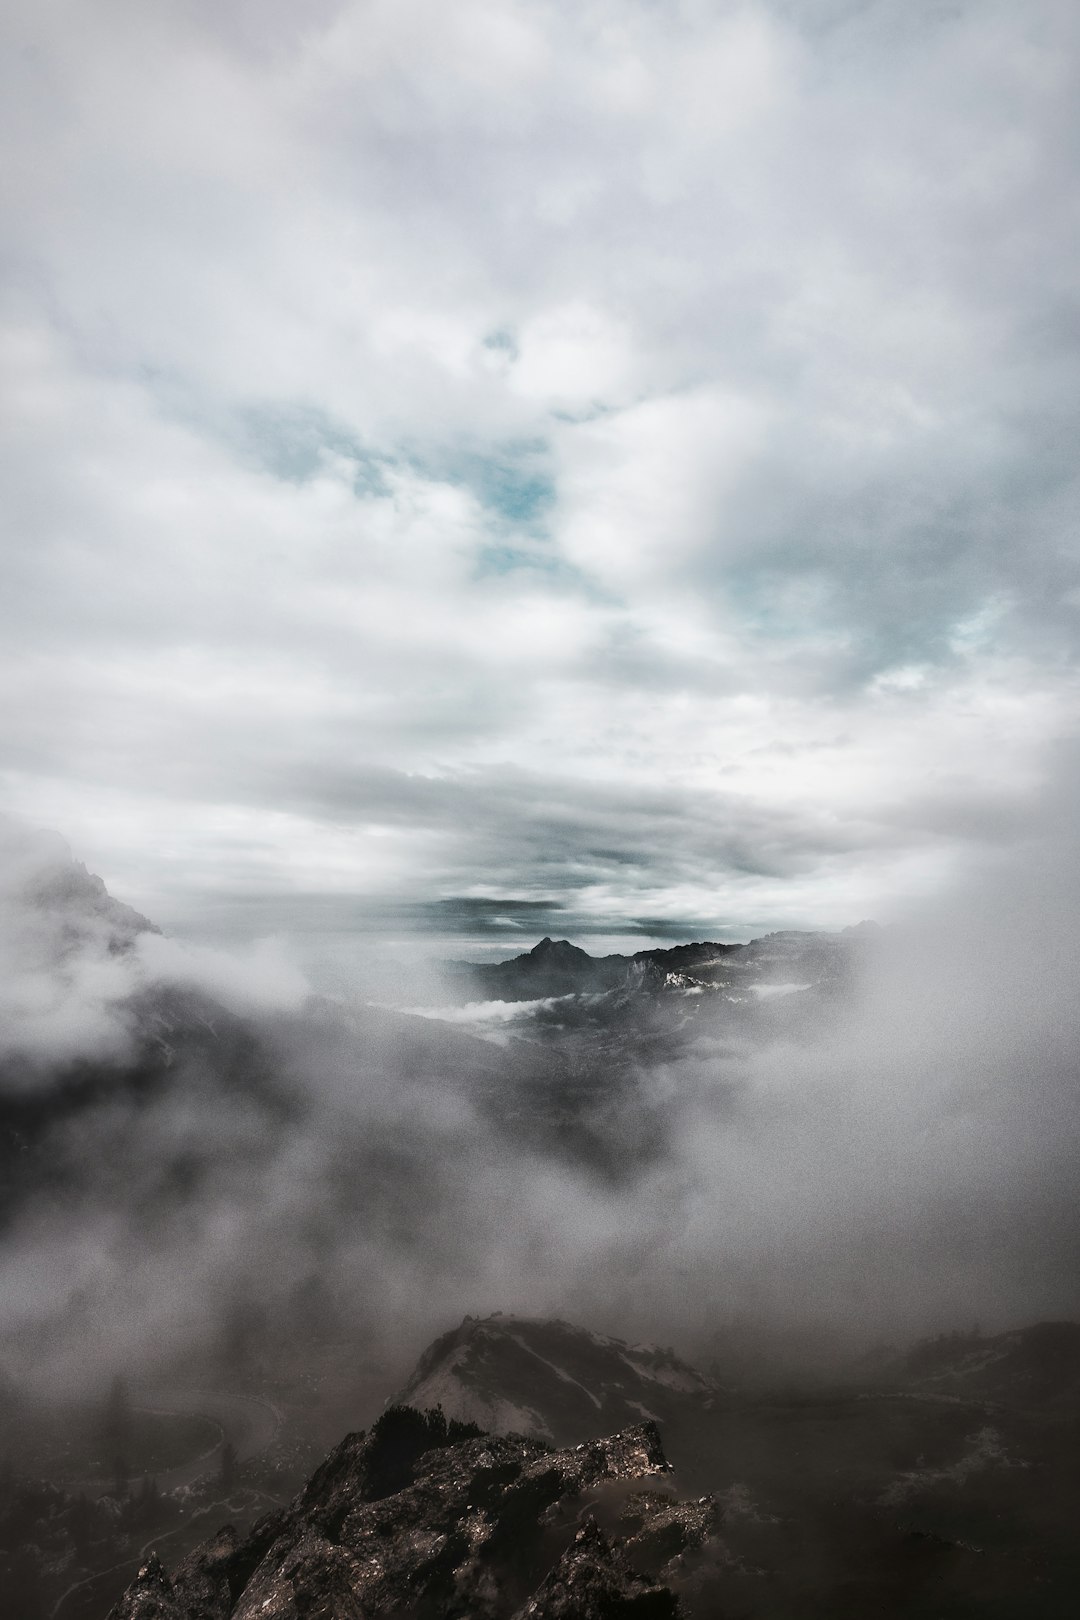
[2,2,1079,1419]
[1,1,1079,934]
[1,772,1079,1397]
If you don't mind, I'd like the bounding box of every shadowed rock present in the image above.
[106,1408,722,1620]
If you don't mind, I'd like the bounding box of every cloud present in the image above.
[135,933,311,1015]
[4,750,1080,1396]
[0,0,1079,933]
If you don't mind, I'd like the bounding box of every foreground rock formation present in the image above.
[107,1407,723,1619]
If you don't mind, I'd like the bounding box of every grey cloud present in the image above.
[1,0,1079,929]
[5,745,1080,1397]
[1,0,1079,1467]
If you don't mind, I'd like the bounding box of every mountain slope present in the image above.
[0,815,157,958]
[899,1320,1080,1407]
[395,1314,719,1446]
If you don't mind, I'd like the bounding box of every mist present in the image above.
[2,751,1079,1409]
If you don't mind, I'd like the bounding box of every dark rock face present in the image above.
[106,1409,724,1620]
[446,929,861,1007]
[395,1314,719,1446]
[447,936,629,1000]
[515,1520,680,1618]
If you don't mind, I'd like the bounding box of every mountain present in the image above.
[23,1304,1080,1620]
[385,1312,1080,1617]
[898,1320,1080,1408]
[446,936,631,999]
[104,1307,1080,1620]
[107,1407,722,1620]
[394,1314,720,1445]
[446,927,868,1007]
[0,815,158,956]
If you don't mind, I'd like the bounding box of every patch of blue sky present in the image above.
[408,437,571,580]
[726,560,959,687]
[473,456,554,527]
[481,327,519,361]
[237,403,577,581]
[427,439,555,529]
[239,403,391,495]
[239,396,557,523]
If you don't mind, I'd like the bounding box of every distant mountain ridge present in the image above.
[447,927,873,1004]
[898,1320,1080,1407]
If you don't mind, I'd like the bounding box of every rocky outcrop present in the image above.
[106,1407,725,1620]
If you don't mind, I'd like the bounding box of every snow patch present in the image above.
[508,1333,603,1409]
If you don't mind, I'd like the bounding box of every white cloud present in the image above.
[136,932,311,1014]
[554,388,771,589]
[512,303,638,410]
[1,0,1078,933]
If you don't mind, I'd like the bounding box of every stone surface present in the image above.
[106,1409,723,1620]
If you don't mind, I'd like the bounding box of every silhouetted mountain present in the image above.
[446,927,866,1007]
[446,936,629,999]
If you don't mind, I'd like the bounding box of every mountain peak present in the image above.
[0,812,158,955]
[395,1312,718,1445]
[528,936,591,963]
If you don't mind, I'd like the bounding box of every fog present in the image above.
[1,758,1079,1407]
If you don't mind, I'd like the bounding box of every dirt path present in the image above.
[50,1388,283,1620]
[131,1386,282,1491]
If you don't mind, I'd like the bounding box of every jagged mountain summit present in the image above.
[395,1314,720,1446]
[107,1407,723,1620]
[446,927,873,1007]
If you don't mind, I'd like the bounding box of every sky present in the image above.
[2,0,1079,948]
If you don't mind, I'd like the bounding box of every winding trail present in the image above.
[50,1387,283,1620]
[131,1386,282,1492]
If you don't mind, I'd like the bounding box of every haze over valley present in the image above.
[1,804,1079,1615]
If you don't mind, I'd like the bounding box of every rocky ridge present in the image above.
[106,1407,726,1620]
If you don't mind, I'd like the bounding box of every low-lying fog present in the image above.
[2,751,1079,1405]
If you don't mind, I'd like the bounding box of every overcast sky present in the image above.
[2,0,1078,944]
